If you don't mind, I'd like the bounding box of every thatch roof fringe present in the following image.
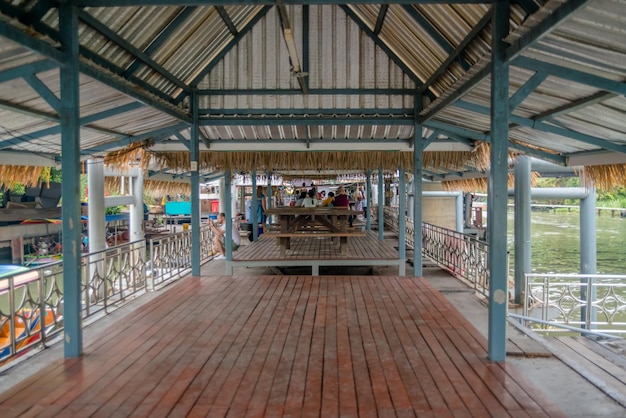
[582,165,626,191]
[0,165,47,189]
[104,177,191,198]
[151,147,492,174]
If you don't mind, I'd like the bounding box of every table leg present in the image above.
[340,236,348,255]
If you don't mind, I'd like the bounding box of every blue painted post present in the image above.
[378,168,384,241]
[59,4,83,358]
[580,184,597,329]
[398,164,406,273]
[190,91,200,276]
[414,94,423,277]
[514,156,531,305]
[488,0,510,362]
[251,171,258,241]
[366,170,372,231]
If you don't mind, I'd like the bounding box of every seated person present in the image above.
[302,188,319,207]
[295,190,308,207]
[333,186,353,227]
[321,191,335,206]
[333,186,350,207]
[210,212,241,260]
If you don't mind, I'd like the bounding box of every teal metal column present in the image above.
[251,171,258,241]
[190,90,200,276]
[487,0,510,362]
[378,167,384,241]
[365,170,372,231]
[514,156,531,305]
[398,165,406,276]
[580,184,597,328]
[59,3,82,358]
[413,94,424,277]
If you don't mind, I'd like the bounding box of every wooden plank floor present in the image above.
[235,230,398,261]
[0,276,564,417]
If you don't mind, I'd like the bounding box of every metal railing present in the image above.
[0,224,215,364]
[523,273,626,336]
[381,206,490,295]
[421,222,490,296]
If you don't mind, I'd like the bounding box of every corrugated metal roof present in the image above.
[0,1,625,175]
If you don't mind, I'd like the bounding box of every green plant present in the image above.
[106,205,124,215]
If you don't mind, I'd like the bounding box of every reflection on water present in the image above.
[508,210,626,275]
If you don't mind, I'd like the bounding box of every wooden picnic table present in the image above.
[263,207,365,255]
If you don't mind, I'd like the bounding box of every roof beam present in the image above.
[508,70,547,111]
[202,107,412,115]
[0,102,145,150]
[24,74,62,114]
[455,99,626,155]
[0,20,65,63]
[152,138,414,152]
[504,0,594,62]
[341,5,422,87]
[124,6,197,77]
[183,5,273,97]
[534,91,618,123]
[79,63,191,122]
[425,118,567,164]
[374,5,388,35]
[514,0,540,16]
[420,0,593,122]
[83,122,189,153]
[199,115,413,126]
[0,59,58,83]
[513,56,626,96]
[0,7,191,121]
[197,88,415,95]
[419,7,492,95]
[70,1,493,6]
[216,6,238,36]
[76,9,191,94]
[401,5,463,67]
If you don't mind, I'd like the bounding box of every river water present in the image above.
[507,209,626,275]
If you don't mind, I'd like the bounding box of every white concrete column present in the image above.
[87,159,106,252]
[129,168,144,242]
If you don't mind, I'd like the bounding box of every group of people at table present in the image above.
[211,184,368,259]
[292,185,366,213]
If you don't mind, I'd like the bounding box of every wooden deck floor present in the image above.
[0,276,563,417]
[231,231,405,275]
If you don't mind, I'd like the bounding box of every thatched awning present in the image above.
[0,166,55,189]
[151,147,491,174]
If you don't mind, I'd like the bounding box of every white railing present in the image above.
[523,273,626,336]
[0,224,215,364]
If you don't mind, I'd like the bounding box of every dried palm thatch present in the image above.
[0,165,48,189]
[103,141,159,172]
[581,164,626,191]
[441,171,540,192]
[143,180,191,197]
[151,144,495,174]
[104,177,191,198]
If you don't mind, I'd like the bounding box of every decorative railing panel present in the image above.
[1,224,216,364]
[380,205,489,295]
[523,273,626,336]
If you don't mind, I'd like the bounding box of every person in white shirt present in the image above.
[302,189,318,207]
[210,212,241,260]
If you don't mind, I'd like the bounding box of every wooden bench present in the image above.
[261,231,366,256]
